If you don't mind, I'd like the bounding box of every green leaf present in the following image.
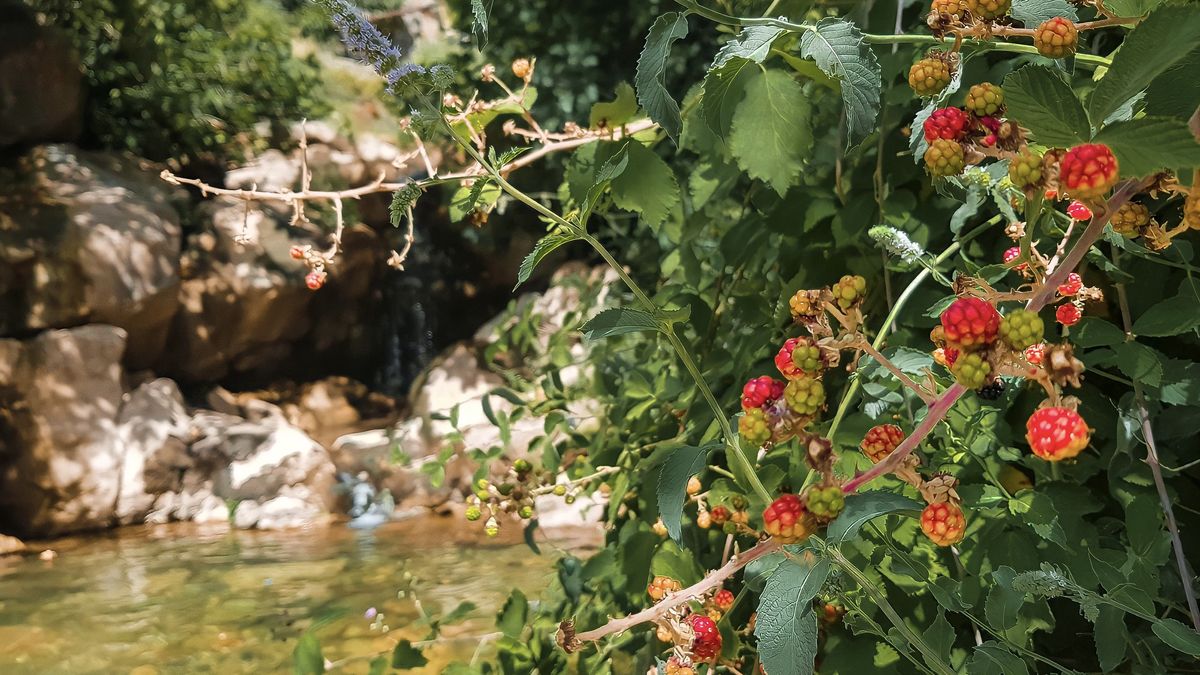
[468,0,490,48]
[657,445,708,542]
[701,56,756,139]
[713,25,784,67]
[579,307,660,340]
[582,146,631,214]
[1093,116,1200,178]
[1145,48,1200,120]
[825,491,923,544]
[650,539,704,584]
[1003,65,1090,147]
[589,82,639,129]
[1088,3,1200,124]
[610,141,680,228]
[449,180,501,223]
[927,610,956,663]
[966,641,1029,675]
[798,18,881,147]
[391,640,428,669]
[1152,618,1200,656]
[495,589,528,639]
[388,183,422,227]
[755,557,830,675]
[1104,0,1167,15]
[729,68,813,195]
[1094,605,1128,671]
[1072,317,1125,347]
[516,230,579,289]
[1011,0,1078,25]
[636,12,689,141]
[293,633,324,675]
[985,566,1023,630]
[1133,293,1200,336]
[1114,340,1163,387]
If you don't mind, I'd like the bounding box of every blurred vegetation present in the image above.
[28,0,328,164]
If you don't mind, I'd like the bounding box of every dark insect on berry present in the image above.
[976,380,1005,400]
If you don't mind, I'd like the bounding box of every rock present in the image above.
[0,325,127,536]
[0,8,82,146]
[0,533,24,556]
[223,149,299,192]
[0,145,181,368]
[114,379,192,524]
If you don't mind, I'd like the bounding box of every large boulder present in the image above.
[0,145,181,368]
[0,326,338,536]
[0,325,127,536]
[0,7,83,147]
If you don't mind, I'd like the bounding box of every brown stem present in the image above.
[561,538,782,651]
[856,339,937,404]
[1113,250,1200,630]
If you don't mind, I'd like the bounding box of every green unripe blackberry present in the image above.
[790,340,824,377]
[909,57,952,97]
[806,486,846,519]
[834,275,867,310]
[739,408,772,447]
[513,458,531,473]
[722,521,738,535]
[965,82,1004,116]
[784,376,826,416]
[951,352,992,389]
[552,484,567,496]
[518,504,534,519]
[465,505,482,521]
[1008,150,1043,188]
[924,139,965,177]
[999,309,1044,350]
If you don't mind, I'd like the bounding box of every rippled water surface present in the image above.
[0,518,581,674]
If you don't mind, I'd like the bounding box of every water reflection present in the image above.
[0,518,567,674]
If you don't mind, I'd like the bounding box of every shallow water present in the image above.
[0,517,585,674]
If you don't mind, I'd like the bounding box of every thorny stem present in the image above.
[842,183,1136,495]
[826,216,999,443]
[827,547,957,675]
[672,0,1115,69]
[1113,249,1200,631]
[562,538,782,650]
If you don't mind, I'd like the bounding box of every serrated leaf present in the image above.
[580,307,660,340]
[713,25,784,67]
[650,539,703,584]
[495,589,528,639]
[636,12,689,141]
[1012,0,1078,25]
[293,634,324,675]
[985,566,1023,630]
[755,557,830,675]
[825,492,923,544]
[1145,48,1200,120]
[1088,3,1200,124]
[590,82,639,129]
[1003,65,1090,147]
[449,180,500,222]
[798,18,880,147]
[468,0,490,48]
[657,445,708,542]
[1094,605,1128,671]
[1152,618,1200,656]
[610,141,680,228]
[1133,292,1200,336]
[701,56,756,139]
[583,146,631,214]
[516,231,579,289]
[1072,317,1125,347]
[391,640,428,669]
[729,68,813,195]
[1114,340,1163,387]
[1093,116,1200,178]
[966,641,1029,675]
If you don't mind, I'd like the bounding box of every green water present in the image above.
[0,517,580,674]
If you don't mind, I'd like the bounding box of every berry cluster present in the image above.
[762,493,813,544]
[464,458,593,536]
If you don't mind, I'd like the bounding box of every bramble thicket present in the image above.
[224,0,1200,672]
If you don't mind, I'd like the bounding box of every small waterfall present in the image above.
[374,219,437,397]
